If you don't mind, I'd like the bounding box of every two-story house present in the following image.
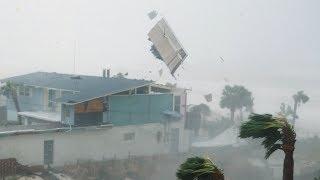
[0,72,190,166]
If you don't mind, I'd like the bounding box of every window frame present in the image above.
[64,106,71,118]
[18,86,32,97]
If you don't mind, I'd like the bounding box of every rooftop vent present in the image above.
[102,69,110,78]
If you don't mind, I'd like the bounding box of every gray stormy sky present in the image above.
[0,0,319,134]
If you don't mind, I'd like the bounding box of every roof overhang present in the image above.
[59,82,155,105]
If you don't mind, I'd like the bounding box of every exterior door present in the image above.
[170,128,180,153]
[44,140,54,165]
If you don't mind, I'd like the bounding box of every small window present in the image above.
[174,96,181,113]
[124,132,135,141]
[25,87,30,96]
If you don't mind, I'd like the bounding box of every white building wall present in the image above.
[0,95,6,106]
[172,89,191,152]
[0,123,175,166]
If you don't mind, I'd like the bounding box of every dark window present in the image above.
[74,112,103,126]
[174,96,181,113]
[136,86,148,94]
[124,132,135,141]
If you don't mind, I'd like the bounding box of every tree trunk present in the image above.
[292,101,298,126]
[230,109,235,122]
[11,90,22,124]
[283,150,294,180]
[240,108,243,122]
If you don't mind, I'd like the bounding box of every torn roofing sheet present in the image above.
[148,18,188,75]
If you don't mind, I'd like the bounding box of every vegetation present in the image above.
[220,85,253,122]
[0,82,21,124]
[279,103,294,118]
[292,91,309,126]
[239,113,296,180]
[176,156,224,180]
[187,104,211,136]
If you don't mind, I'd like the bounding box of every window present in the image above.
[25,87,30,96]
[174,96,181,113]
[64,106,71,118]
[48,89,56,108]
[44,140,54,165]
[19,86,31,96]
[123,132,135,141]
[136,86,148,94]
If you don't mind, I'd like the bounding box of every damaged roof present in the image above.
[1,72,153,104]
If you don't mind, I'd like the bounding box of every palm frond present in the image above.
[239,113,287,159]
[265,144,282,159]
[239,114,282,139]
[176,157,223,180]
[261,131,282,150]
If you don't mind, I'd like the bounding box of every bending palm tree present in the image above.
[239,114,296,180]
[176,157,224,180]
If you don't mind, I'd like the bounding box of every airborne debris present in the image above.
[148,18,188,76]
[204,93,213,102]
[219,56,224,62]
[148,10,158,20]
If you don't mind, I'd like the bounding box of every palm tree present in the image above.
[220,85,253,122]
[239,113,296,180]
[279,103,294,118]
[187,104,211,136]
[292,91,309,126]
[176,156,224,180]
[0,82,22,124]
